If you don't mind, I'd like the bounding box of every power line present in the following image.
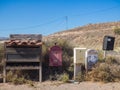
[0,17,65,31]
[65,16,68,30]
[42,18,66,35]
[71,5,119,17]
[63,6,119,30]
[64,5,119,30]
[0,5,119,31]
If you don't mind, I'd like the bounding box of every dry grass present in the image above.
[86,57,120,82]
[44,22,120,49]
[6,70,35,86]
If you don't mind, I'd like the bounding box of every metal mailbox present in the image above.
[85,49,98,70]
[49,45,62,66]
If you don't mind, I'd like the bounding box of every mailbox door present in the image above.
[75,49,86,64]
[49,46,62,66]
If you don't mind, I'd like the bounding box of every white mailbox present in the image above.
[73,48,86,80]
[74,48,86,64]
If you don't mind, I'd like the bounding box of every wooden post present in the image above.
[85,51,88,73]
[3,43,6,83]
[74,63,76,80]
[39,61,42,82]
[104,50,107,59]
[3,60,6,83]
[85,60,88,73]
[39,46,42,82]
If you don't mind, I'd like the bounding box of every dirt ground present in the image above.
[0,81,120,90]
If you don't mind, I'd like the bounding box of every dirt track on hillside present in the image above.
[0,81,120,90]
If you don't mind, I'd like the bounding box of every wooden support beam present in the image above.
[3,60,6,83]
[39,62,42,82]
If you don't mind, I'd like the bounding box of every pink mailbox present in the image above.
[49,45,62,66]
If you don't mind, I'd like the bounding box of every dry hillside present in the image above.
[43,22,120,50]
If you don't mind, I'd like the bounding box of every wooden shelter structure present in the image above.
[3,34,42,82]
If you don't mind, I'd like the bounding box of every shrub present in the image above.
[114,27,120,35]
[6,70,25,84]
[58,39,73,78]
[11,77,26,85]
[109,64,120,81]
[75,72,85,82]
[106,57,120,81]
[86,63,113,82]
[105,56,120,65]
[6,70,34,85]
[43,39,73,80]
[97,50,104,61]
[87,57,120,82]
[60,73,69,83]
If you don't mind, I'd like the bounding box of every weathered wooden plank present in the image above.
[3,59,6,83]
[7,54,40,61]
[6,60,40,62]
[39,62,42,82]
[10,34,42,40]
[6,62,39,67]
[6,66,40,70]
[6,47,41,54]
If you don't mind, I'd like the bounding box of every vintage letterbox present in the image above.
[49,45,62,66]
[85,49,98,70]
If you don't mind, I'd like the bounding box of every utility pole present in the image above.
[65,16,68,30]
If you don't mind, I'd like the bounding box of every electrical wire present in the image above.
[0,5,119,31]
[0,16,65,31]
[71,5,119,17]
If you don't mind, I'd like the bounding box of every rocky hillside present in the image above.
[43,22,120,50]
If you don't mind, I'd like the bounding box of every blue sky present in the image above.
[0,0,120,37]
